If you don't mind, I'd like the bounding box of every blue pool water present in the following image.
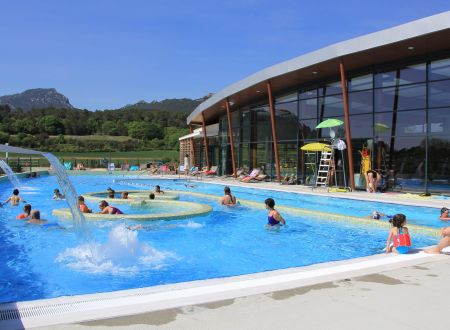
[0,174,440,303]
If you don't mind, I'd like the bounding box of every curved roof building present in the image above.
[184,12,450,193]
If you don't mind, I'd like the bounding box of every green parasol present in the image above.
[316,118,344,129]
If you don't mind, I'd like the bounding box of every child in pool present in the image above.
[265,198,286,228]
[385,214,411,254]
[53,188,65,200]
[3,189,26,206]
[154,185,164,194]
[121,191,130,199]
[78,196,92,213]
[17,204,32,219]
[149,193,155,200]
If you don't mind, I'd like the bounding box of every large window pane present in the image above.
[350,114,373,138]
[374,110,426,137]
[298,119,318,140]
[299,88,317,100]
[375,84,426,112]
[429,108,450,135]
[299,98,317,119]
[429,80,450,108]
[276,93,298,103]
[375,63,426,87]
[396,110,426,135]
[319,81,342,96]
[318,95,344,118]
[276,101,298,141]
[349,74,373,91]
[349,90,373,114]
[428,136,450,187]
[429,58,450,81]
[278,143,298,179]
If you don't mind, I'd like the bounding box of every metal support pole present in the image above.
[226,99,237,177]
[267,81,281,182]
[339,61,355,190]
[201,112,210,170]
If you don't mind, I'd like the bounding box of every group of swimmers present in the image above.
[0,188,48,224]
[76,185,166,214]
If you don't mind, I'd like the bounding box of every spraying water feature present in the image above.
[0,159,20,188]
[0,144,87,235]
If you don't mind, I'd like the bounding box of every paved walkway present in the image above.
[37,255,450,330]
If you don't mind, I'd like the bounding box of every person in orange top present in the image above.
[17,204,32,219]
[78,196,92,213]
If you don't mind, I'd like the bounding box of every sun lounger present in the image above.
[204,166,218,176]
[240,168,260,182]
[248,174,268,182]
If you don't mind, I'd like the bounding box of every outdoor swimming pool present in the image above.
[0,174,440,303]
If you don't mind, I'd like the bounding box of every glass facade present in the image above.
[205,55,450,192]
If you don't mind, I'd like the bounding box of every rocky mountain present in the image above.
[0,88,73,111]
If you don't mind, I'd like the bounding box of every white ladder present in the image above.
[315,151,333,187]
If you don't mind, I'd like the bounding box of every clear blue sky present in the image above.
[0,0,449,110]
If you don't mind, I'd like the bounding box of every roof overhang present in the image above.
[187,11,450,125]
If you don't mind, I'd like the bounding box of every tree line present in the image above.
[0,106,190,153]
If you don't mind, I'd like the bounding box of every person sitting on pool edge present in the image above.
[98,200,123,214]
[154,185,164,194]
[365,169,382,193]
[78,196,92,213]
[265,198,286,228]
[17,204,32,219]
[27,210,47,224]
[439,207,450,221]
[149,193,155,200]
[220,186,237,206]
[2,189,27,206]
[425,227,450,254]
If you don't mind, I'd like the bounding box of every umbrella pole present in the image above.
[341,149,347,188]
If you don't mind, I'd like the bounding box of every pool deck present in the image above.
[34,254,450,330]
[2,172,449,329]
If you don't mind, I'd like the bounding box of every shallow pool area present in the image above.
[0,174,441,303]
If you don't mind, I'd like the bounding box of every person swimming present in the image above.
[369,211,393,220]
[3,189,26,206]
[27,210,47,224]
[265,198,286,228]
[53,188,65,200]
[98,200,123,214]
[220,186,237,206]
[107,189,116,199]
[439,207,450,221]
[17,203,32,219]
[154,185,164,194]
[121,191,129,199]
[149,193,155,200]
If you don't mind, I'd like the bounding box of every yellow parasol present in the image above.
[300,142,332,152]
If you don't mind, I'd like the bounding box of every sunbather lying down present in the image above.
[240,168,260,182]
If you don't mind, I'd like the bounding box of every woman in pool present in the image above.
[385,214,411,254]
[439,207,450,221]
[154,185,164,194]
[27,210,47,225]
[3,189,26,206]
[220,186,237,206]
[17,204,32,219]
[98,200,124,215]
[265,198,286,228]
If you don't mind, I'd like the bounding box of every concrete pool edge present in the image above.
[0,250,444,329]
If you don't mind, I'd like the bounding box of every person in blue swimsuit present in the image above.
[265,198,286,228]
